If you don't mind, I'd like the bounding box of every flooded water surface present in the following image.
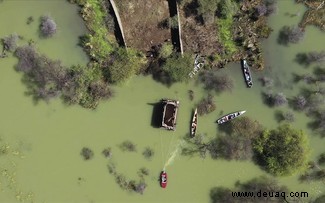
[0,0,324,203]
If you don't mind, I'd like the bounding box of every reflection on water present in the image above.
[0,0,324,202]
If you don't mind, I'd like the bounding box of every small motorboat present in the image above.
[216,111,246,124]
[190,108,198,138]
[241,60,253,88]
[160,170,167,188]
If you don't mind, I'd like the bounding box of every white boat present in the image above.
[216,111,246,124]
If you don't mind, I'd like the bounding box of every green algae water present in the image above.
[0,0,324,203]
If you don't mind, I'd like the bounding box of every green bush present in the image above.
[219,0,238,19]
[254,124,309,176]
[107,48,146,84]
[159,42,173,59]
[162,53,193,82]
[217,18,237,55]
[197,0,219,24]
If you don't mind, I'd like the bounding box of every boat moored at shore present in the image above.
[241,59,253,88]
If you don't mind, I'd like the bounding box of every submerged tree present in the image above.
[296,51,325,66]
[253,124,309,176]
[119,140,137,152]
[40,15,57,37]
[293,95,307,111]
[272,92,288,106]
[80,147,94,160]
[142,147,154,160]
[2,33,19,52]
[197,94,216,116]
[278,26,304,45]
[199,71,234,93]
[210,176,289,203]
[102,147,112,158]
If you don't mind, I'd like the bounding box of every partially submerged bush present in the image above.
[80,147,94,160]
[102,147,112,158]
[138,167,149,177]
[119,141,137,152]
[259,76,274,87]
[274,92,288,106]
[281,111,295,123]
[197,94,216,116]
[296,51,325,66]
[142,147,154,160]
[293,95,307,111]
[2,33,19,52]
[278,26,305,45]
[199,71,234,93]
[15,45,113,108]
[318,153,325,165]
[40,15,57,37]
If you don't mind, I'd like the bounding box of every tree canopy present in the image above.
[253,124,309,176]
[162,53,193,82]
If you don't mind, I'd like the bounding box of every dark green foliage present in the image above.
[217,18,237,55]
[319,153,325,165]
[199,71,234,93]
[2,33,19,52]
[314,194,325,203]
[40,15,57,38]
[80,147,94,160]
[107,48,146,84]
[219,0,238,19]
[278,26,305,45]
[197,94,216,116]
[197,0,219,24]
[254,124,309,176]
[63,64,113,109]
[210,176,289,203]
[162,53,193,82]
[119,141,137,152]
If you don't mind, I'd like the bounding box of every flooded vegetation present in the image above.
[0,0,324,202]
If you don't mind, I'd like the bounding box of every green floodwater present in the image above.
[0,0,324,203]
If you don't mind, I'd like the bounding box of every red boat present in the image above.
[160,171,167,188]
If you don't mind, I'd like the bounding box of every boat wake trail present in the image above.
[163,140,184,170]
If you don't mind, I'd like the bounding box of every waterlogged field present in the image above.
[0,0,324,203]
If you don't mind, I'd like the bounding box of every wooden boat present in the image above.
[216,111,246,124]
[161,99,179,131]
[241,60,253,88]
[160,170,167,188]
[190,108,198,137]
